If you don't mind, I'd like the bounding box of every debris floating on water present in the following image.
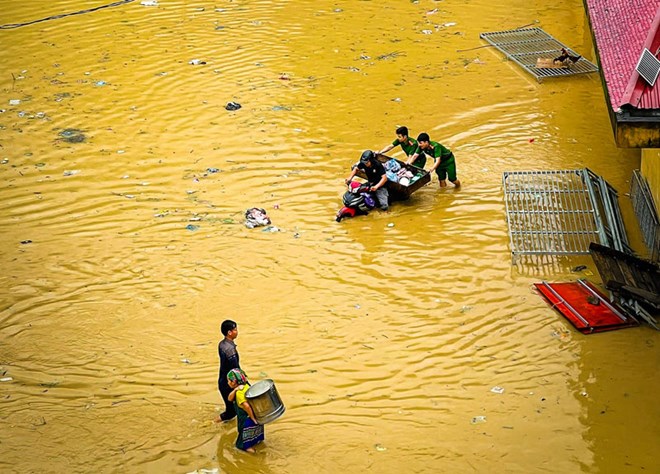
[377,51,405,60]
[245,207,270,228]
[58,128,86,143]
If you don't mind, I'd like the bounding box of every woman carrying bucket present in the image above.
[227,368,264,452]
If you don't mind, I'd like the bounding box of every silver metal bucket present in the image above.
[245,379,285,425]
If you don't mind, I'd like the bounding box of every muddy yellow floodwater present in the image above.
[0,0,657,472]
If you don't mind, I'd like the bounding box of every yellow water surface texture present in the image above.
[1,0,658,473]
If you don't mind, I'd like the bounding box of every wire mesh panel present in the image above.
[480,28,599,82]
[584,169,632,254]
[631,169,660,261]
[503,170,604,257]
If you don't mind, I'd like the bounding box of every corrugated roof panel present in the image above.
[584,0,659,110]
[623,6,660,110]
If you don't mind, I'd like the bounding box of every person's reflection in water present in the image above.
[216,429,276,474]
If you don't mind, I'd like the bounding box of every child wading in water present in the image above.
[227,368,264,453]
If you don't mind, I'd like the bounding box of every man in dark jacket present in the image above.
[345,150,389,210]
[217,320,240,421]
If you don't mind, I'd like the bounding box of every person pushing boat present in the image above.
[377,126,424,168]
[409,132,461,188]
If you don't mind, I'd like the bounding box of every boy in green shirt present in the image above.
[413,132,461,188]
[377,126,425,169]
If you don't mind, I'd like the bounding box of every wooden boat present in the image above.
[355,153,431,201]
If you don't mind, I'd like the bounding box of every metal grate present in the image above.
[503,170,603,257]
[503,169,630,260]
[480,28,599,82]
[635,48,660,86]
[631,169,660,261]
[585,168,632,255]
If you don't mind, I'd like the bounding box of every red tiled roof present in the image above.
[584,0,660,111]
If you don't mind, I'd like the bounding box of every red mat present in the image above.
[535,280,638,334]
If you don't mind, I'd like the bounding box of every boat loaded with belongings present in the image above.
[355,153,431,201]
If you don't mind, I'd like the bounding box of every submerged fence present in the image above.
[631,170,660,262]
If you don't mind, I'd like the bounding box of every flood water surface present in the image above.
[0,1,658,473]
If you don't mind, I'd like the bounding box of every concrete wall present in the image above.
[641,148,660,208]
[616,122,660,148]
[617,123,660,148]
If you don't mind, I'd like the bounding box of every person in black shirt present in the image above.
[217,319,241,422]
[345,150,389,210]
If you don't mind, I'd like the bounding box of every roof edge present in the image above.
[620,5,660,108]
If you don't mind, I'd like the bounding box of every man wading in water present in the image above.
[377,125,424,168]
[216,320,241,422]
[410,132,461,188]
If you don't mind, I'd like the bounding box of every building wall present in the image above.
[641,148,660,208]
[617,122,660,148]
